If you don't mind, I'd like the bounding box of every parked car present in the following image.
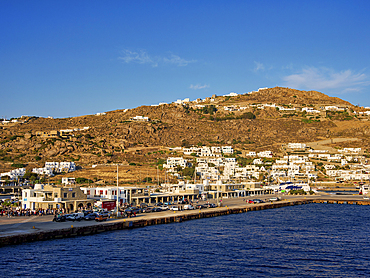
[97,210,110,217]
[83,210,93,216]
[160,205,169,211]
[184,205,195,210]
[84,213,98,220]
[73,212,85,221]
[195,204,205,209]
[65,214,77,221]
[155,202,163,207]
[143,207,154,213]
[269,197,280,201]
[170,206,179,211]
[152,207,162,212]
[248,200,254,204]
[253,199,264,203]
[124,207,141,214]
[208,203,216,208]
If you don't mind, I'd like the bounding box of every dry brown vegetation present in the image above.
[1,87,370,183]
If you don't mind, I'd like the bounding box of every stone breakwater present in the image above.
[1,198,370,247]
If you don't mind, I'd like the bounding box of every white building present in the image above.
[62,177,76,185]
[338,148,361,154]
[211,146,221,154]
[257,151,273,158]
[163,157,190,171]
[253,159,264,165]
[0,168,26,180]
[221,146,234,155]
[302,107,321,113]
[224,92,238,97]
[287,143,307,149]
[131,115,150,122]
[32,167,54,176]
[44,161,76,173]
[174,98,190,105]
[80,186,130,204]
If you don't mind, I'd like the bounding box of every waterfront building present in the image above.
[21,184,91,211]
[80,186,132,204]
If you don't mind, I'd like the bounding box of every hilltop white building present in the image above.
[131,115,150,122]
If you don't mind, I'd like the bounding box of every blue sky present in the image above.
[1,0,370,118]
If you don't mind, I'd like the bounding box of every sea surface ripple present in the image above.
[1,203,370,277]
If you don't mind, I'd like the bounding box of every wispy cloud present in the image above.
[118,50,157,67]
[164,54,197,67]
[282,63,294,70]
[283,67,369,93]
[118,49,196,67]
[254,61,265,72]
[190,84,210,90]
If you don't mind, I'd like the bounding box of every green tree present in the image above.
[11,163,26,168]
[23,172,38,181]
[76,177,93,184]
[201,105,217,115]
[142,177,153,183]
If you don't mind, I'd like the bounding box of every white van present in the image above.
[184,205,195,210]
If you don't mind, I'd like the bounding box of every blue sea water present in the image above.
[1,203,370,277]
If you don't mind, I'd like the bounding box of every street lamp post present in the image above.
[116,164,119,217]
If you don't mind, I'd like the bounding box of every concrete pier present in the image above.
[1,196,369,247]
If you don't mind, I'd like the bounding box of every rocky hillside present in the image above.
[1,87,370,176]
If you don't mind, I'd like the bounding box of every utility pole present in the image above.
[157,166,159,187]
[116,164,119,217]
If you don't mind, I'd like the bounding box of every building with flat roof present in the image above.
[22,184,91,211]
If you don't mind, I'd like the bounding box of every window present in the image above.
[54,193,58,198]
[72,193,75,198]
[64,193,67,198]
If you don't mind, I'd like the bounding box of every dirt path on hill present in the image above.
[306,138,360,152]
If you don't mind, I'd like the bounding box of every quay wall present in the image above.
[1,199,369,247]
